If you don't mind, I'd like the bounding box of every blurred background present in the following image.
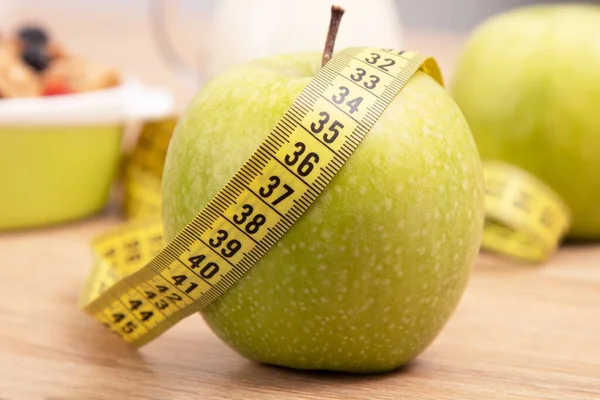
[5,0,594,32]
[2,0,594,109]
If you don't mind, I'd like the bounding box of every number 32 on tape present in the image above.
[79,48,443,346]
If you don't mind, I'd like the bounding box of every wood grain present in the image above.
[1,215,599,400]
[1,10,599,400]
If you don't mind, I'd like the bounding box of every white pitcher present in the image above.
[207,0,405,77]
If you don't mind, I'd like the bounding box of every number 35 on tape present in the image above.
[78,48,443,346]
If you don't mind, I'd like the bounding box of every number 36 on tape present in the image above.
[78,48,443,346]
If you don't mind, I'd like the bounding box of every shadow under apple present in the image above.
[225,356,423,396]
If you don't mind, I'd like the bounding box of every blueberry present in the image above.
[21,45,50,72]
[18,26,49,46]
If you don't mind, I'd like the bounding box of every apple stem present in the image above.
[322,5,345,67]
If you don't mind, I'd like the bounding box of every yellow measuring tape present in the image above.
[481,161,571,262]
[79,47,443,346]
[79,48,572,347]
[122,118,174,220]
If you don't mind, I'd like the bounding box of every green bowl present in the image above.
[0,80,174,231]
[0,125,123,230]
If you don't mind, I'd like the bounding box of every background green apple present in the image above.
[161,52,484,373]
[451,4,600,238]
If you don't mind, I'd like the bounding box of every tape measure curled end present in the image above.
[481,161,571,263]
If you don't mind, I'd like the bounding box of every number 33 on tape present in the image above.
[78,48,443,346]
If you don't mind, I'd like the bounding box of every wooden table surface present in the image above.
[1,11,600,400]
[2,215,600,399]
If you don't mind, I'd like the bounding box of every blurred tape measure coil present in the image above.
[481,161,571,262]
[79,47,443,346]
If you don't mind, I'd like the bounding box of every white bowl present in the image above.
[0,76,174,126]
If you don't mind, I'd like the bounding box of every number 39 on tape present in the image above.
[78,48,443,346]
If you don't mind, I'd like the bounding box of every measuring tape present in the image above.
[79,47,443,346]
[122,118,176,220]
[481,161,571,262]
[79,48,572,347]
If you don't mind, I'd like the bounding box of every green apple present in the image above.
[451,4,600,238]
[161,52,484,373]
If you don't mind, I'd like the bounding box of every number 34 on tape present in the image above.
[78,47,442,346]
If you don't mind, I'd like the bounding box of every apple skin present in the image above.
[451,4,600,238]
[161,52,484,373]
